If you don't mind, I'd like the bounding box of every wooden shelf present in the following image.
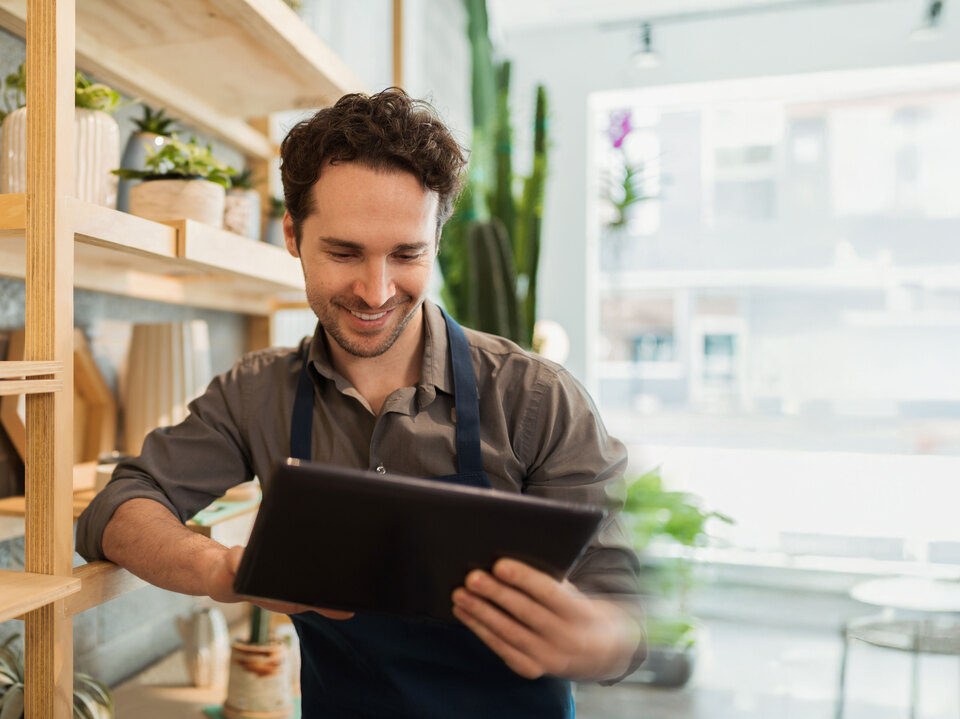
[0,195,304,315]
[0,569,81,622]
[0,0,365,159]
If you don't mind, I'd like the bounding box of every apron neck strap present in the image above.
[440,308,483,477]
[291,309,484,477]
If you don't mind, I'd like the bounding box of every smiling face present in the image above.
[284,162,439,361]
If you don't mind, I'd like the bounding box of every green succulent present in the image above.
[0,634,114,719]
[269,196,286,220]
[132,105,178,136]
[112,135,236,188]
[229,169,255,190]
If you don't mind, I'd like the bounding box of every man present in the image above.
[77,89,645,718]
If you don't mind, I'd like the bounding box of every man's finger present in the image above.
[462,570,563,636]
[491,559,584,620]
[452,587,554,662]
[452,605,546,680]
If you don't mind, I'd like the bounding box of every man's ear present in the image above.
[283,212,300,258]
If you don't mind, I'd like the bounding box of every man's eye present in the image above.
[395,253,420,262]
[330,252,355,260]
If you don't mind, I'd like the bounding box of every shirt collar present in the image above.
[305,299,454,406]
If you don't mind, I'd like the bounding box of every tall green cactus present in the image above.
[439,0,548,348]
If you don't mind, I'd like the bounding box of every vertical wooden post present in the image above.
[24,0,75,717]
[393,0,404,89]
[247,116,278,248]
[246,117,281,352]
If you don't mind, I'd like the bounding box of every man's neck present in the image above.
[326,304,426,415]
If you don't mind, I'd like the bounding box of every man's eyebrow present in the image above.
[318,237,363,250]
[318,237,430,253]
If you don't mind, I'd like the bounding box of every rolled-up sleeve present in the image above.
[519,364,646,680]
[76,366,254,562]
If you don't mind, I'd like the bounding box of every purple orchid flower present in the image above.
[607,109,632,149]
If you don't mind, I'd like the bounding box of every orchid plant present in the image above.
[601,108,658,229]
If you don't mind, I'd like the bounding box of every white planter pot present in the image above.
[222,640,293,719]
[129,177,226,228]
[224,188,261,241]
[0,107,120,207]
[123,321,212,455]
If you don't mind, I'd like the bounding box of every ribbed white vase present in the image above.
[123,320,212,455]
[0,107,119,207]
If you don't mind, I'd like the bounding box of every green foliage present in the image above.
[624,466,733,551]
[603,152,658,229]
[0,64,127,122]
[624,466,733,647]
[0,634,114,719]
[133,105,178,136]
[229,168,255,190]
[282,0,303,10]
[646,617,698,652]
[440,1,548,348]
[74,71,126,114]
[269,196,286,220]
[112,135,236,188]
[248,606,272,645]
[0,63,25,122]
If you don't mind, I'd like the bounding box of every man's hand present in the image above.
[208,545,354,620]
[451,558,641,681]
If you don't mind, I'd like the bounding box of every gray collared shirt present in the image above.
[77,301,643,658]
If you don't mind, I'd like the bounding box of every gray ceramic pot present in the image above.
[117,131,169,212]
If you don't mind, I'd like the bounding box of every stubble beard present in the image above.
[312,293,423,358]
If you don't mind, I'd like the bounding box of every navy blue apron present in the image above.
[287,309,574,718]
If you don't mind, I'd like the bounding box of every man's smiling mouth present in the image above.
[348,309,389,321]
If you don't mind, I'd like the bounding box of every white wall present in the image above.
[501,0,960,384]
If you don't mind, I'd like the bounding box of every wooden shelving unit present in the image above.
[0,194,304,314]
[0,570,80,623]
[0,0,364,158]
[0,1,363,715]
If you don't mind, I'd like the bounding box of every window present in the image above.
[589,66,960,573]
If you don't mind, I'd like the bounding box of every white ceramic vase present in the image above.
[129,177,226,228]
[0,107,120,207]
[177,607,230,688]
[122,320,212,455]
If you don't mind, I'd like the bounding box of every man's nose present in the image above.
[354,260,395,309]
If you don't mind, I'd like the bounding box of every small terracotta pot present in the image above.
[222,640,293,719]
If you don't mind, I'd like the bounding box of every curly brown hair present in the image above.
[280,88,468,247]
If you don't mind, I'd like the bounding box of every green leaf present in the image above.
[0,684,24,719]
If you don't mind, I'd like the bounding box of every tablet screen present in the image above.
[233,459,606,622]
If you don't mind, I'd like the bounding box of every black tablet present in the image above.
[233,459,606,623]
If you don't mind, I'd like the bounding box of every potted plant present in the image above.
[113,135,235,228]
[623,466,733,687]
[222,607,295,719]
[0,633,114,718]
[0,64,125,207]
[264,196,286,247]
[116,105,178,212]
[223,169,261,242]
